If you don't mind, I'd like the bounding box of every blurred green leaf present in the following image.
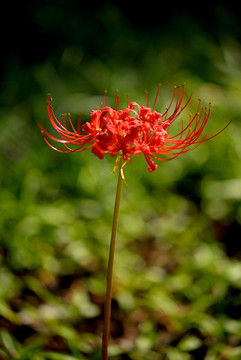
[0,328,20,358]
[39,353,85,360]
[178,334,202,351]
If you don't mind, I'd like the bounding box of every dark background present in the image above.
[1,1,240,75]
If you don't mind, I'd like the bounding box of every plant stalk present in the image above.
[102,162,124,360]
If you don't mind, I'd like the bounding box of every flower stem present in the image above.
[102,161,124,360]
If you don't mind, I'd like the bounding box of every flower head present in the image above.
[39,84,231,172]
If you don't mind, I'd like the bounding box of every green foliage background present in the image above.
[0,1,241,359]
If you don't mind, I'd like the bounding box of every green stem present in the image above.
[102,162,124,360]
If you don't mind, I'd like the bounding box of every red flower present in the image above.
[39,84,231,172]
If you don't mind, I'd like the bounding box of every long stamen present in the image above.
[67,113,78,134]
[114,89,119,110]
[169,98,201,139]
[162,86,177,120]
[176,84,185,110]
[194,118,232,144]
[144,90,148,107]
[104,90,107,107]
[153,83,161,111]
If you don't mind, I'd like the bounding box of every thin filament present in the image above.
[153,83,161,111]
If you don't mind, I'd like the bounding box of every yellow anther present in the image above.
[112,154,122,174]
[120,161,128,188]
[112,153,128,187]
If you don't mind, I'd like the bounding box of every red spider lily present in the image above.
[39,84,231,172]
